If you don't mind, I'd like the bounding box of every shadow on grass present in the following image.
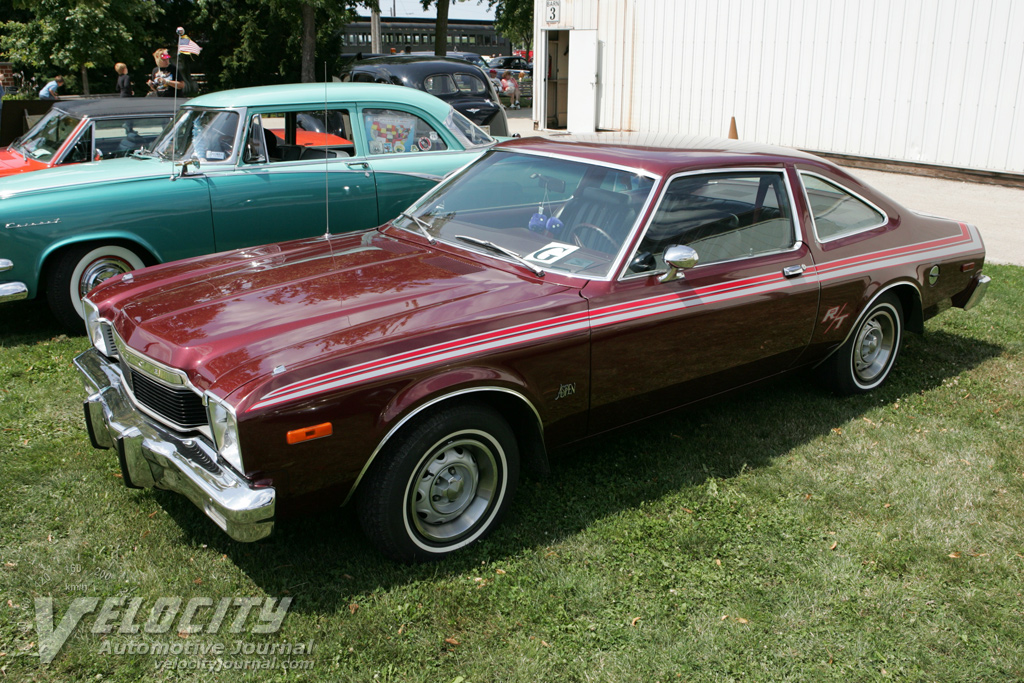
[0,298,70,345]
[146,327,1002,614]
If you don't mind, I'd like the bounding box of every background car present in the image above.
[487,55,532,75]
[75,135,989,562]
[0,83,496,329]
[339,55,509,137]
[410,51,490,70]
[0,98,181,177]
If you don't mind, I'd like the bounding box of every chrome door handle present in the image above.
[783,265,805,278]
[346,162,369,170]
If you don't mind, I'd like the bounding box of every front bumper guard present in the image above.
[0,259,28,303]
[74,348,275,542]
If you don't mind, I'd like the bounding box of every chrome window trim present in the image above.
[341,386,542,506]
[798,170,889,244]
[618,166,803,281]
[109,327,213,439]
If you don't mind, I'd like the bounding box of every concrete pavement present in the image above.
[504,107,1022,267]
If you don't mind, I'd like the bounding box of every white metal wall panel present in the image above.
[554,0,1024,174]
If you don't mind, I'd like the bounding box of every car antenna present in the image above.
[324,61,331,238]
[170,27,183,180]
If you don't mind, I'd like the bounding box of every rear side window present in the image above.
[801,174,886,241]
[362,108,449,155]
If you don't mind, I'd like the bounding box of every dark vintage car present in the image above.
[487,55,532,75]
[75,136,990,562]
[410,51,490,70]
[0,97,181,177]
[339,55,509,136]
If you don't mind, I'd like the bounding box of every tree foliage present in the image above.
[0,0,161,94]
[489,0,533,50]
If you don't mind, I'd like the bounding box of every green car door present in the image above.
[206,106,379,252]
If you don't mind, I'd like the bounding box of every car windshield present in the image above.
[11,109,81,161]
[395,150,657,278]
[151,108,240,162]
[444,109,494,148]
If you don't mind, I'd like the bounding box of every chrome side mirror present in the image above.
[658,245,699,284]
[177,152,202,178]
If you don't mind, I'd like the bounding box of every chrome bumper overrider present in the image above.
[0,260,28,303]
[74,348,275,542]
[961,274,991,311]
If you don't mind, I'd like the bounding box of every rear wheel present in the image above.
[46,243,145,332]
[357,403,519,563]
[818,293,904,394]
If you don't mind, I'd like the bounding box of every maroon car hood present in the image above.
[94,229,577,405]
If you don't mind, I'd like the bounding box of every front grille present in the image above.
[128,367,207,430]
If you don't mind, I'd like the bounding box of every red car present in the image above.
[75,136,990,561]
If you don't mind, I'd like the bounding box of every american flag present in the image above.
[178,35,202,55]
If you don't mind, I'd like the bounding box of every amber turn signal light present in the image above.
[286,422,333,445]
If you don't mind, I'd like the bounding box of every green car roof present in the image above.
[185,82,451,114]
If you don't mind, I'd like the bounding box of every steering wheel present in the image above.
[570,223,618,252]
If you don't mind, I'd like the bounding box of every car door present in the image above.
[357,104,481,224]
[586,168,820,432]
[206,106,380,253]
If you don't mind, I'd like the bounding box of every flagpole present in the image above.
[170,27,184,179]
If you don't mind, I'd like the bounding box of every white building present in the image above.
[531,0,1024,176]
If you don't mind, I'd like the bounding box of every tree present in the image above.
[192,0,362,88]
[489,0,533,53]
[0,0,161,95]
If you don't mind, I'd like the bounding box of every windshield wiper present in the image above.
[455,235,544,277]
[400,211,435,244]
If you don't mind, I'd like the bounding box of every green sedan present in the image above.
[0,83,497,329]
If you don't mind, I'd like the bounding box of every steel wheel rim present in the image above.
[408,431,500,545]
[79,255,133,298]
[853,308,896,384]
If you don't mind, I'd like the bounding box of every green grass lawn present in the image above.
[1,264,1021,682]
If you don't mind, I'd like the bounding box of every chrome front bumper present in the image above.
[74,348,275,542]
[0,260,28,303]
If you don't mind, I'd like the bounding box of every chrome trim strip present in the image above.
[341,386,542,506]
[75,347,274,542]
[618,166,803,281]
[798,171,889,244]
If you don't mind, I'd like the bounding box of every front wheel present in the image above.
[357,403,519,563]
[46,243,146,332]
[818,293,904,394]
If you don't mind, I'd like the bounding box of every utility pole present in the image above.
[371,7,382,54]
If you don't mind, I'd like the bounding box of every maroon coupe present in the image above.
[75,135,990,561]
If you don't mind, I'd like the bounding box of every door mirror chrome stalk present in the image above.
[659,245,699,284]
[173,153,202,180]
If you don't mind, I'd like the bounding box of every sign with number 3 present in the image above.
[546,0,560,24]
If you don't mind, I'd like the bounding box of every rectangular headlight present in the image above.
[83,298,116,358]
[206,395,244,475]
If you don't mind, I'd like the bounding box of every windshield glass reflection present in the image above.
[152,108,240,162]
[12,110,82,160]
[395,150,656,278]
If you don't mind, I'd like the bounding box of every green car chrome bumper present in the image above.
[74,347,275,542]
[0,260,28,303]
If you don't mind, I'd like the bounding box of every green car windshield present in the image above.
[151,108,240,163]
[396,150,656,279]
[11,110,82,161]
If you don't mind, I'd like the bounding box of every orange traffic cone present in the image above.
[728,117,739,139]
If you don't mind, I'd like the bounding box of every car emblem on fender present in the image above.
[466,108,481,114]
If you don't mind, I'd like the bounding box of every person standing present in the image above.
[147,49,182,97]
[38,75,63,100]
[115,63,133,97]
